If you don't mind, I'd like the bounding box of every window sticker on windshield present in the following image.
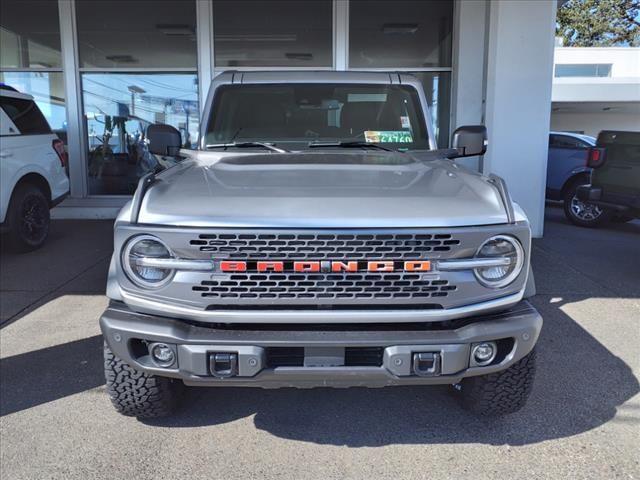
[365,131,413,143]
[400,116,411,129]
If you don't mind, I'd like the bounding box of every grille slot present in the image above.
[344,347,384,366]
[193,273,456,301]
[190,233,460,259]
[266,347,304,367]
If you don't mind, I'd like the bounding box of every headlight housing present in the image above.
[474,235,524,288]
[122,235,174,289]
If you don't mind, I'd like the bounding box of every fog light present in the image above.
[471,342,497,366]
[150,343,175,367]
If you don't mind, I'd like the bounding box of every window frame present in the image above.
[549,134,591,149]
[212,0,335,69]
[554,64,612,78]
[74,0,200,198]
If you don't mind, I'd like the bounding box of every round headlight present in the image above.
[474,235,524,288]
[122,235,174,289]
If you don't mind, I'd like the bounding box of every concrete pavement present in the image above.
[1,210,639,479]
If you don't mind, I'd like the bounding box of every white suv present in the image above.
[0,85,69,251]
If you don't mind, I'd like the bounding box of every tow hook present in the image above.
[412,352,441,377]
[210,352,238,378]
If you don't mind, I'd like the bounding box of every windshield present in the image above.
[204,83,430,150]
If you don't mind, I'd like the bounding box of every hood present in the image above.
[138,151,509,228]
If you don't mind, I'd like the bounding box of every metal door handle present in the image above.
[0,151,13,158]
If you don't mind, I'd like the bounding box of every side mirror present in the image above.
[147,124,181,156]
[450,125,487,158]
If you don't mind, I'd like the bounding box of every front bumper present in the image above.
[100,301,542,388]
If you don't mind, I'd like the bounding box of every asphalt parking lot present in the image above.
[1,207,639,480]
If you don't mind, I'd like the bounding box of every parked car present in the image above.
[0,85,69,251]
[546,131,611,227]
[578,130,640,224]
[100,71,541,419]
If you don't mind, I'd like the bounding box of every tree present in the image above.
[556,0,640,47]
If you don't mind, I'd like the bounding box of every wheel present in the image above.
[104,342,182,418]
[563,182,612,227]
[4,183,50,252]
[459,349,536,416]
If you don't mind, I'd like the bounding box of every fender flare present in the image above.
[561,169,591,198]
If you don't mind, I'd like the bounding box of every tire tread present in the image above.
[461,349,536,416]
[104,343,180,418]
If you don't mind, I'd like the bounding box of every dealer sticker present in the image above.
[364,131,413,143]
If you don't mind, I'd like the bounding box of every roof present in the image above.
[550,131,596,144]
[216,70,421,86]
[0,85,33,100]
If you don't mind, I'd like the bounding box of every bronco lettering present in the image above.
[219,260,431,273]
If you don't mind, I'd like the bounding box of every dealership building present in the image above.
[0,0,557,236]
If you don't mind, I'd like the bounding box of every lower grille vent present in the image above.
[265,347,384,368]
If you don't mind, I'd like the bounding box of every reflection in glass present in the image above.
[349,0,453,68]
[214,0,332,67]
[76,0,197,68]
[0,72,66,134]
[82,73,198,195]
[0,0,62,68]
[411,72,451,148]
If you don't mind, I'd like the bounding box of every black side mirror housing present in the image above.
[450,125,488,158]
[147,124,182,156]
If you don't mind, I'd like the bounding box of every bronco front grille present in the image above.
[192,272,457,302]
[189,232,460,259]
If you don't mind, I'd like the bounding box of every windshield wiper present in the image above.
[205,142,289,153]
[308,141,395,152]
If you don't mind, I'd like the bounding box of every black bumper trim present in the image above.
[99,301,542,387]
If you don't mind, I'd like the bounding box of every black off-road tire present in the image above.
[459,349,537,416]
[104,342,182,418]
[562,182,612,228]
[5,183,50,252]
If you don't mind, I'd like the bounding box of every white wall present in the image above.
[483,0,557,237]
[551,111,640,137]
[552,47,640,103]
[451,0,488,172]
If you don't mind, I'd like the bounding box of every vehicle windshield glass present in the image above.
[204,83,430,150]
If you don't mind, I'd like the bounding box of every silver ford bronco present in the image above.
[100,71,541,418]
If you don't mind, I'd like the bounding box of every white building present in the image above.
[0,0,558,236]
[551,45,640,137]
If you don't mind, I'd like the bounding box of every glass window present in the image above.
[76,0,197,68]
[549,134,590,148]
[349,0,453,68]
[0,0,62,69]
[204,83,430,150]
[82,73,198,195]
[554,64,612,78]
[0,72,66,135]
[411,72,451,148]
[0,94,51,135]
[214,0,333,67]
